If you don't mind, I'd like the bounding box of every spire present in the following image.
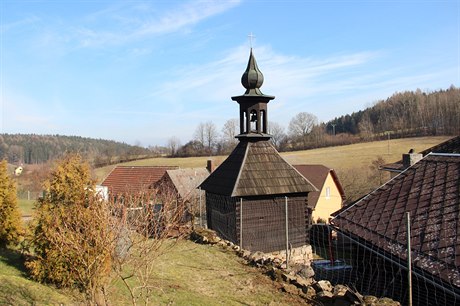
[241,49,264,95]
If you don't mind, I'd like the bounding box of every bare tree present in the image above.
[167,137,181,157]
[204,121,219,154]
[288,112,318,138]
[195,121,218,155]
[288,112,318,148]
[268,121,286,150]
[221,119,239,153]
[194,123,206,147]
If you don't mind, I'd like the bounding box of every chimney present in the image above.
[206,160,215,173]
[402,152,423,169]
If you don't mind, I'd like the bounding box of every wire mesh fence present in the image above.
[309,218,460,306]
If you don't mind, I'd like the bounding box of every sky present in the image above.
[1,0,459,147]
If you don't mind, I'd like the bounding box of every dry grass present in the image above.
[94,136,451,183]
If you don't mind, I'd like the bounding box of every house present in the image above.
[101,166,177,196]
[381,135,460,176]
[155,168,209,204]
[200,49,317,253]
[293,165,345,223]
[331,153,460,305]
[154,168,209,222]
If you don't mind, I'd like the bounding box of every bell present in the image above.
[250,112,257,122]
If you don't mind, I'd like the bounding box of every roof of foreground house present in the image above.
[294,164,345,207]
[382,135,460,172]
[331,153,460,288]
[200,140,317,198]
[101,166,177,195]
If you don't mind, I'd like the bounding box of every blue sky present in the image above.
[1,0,458,146]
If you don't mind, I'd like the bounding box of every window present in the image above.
[325,187,331,199]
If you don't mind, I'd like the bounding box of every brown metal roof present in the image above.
[382,135,460,172]
[294,164,345,208]
[163,168,209,202]
[200,140,317,198]
[101,166,177,195]
[332,153,460,288]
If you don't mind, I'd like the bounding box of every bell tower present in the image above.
[231,49,274,141]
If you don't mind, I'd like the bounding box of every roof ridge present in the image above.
[231,141,250,197]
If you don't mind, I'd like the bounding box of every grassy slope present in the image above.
[109,240,305,305]
[94,136,450,183]
[0,249,75,305]
[1,240,304,305]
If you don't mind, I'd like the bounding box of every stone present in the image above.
[281,272,296,284]
[268,267,284,282]
[242,250,251,259]
[313,280,333,293]
[301,285,316,298]
[297,264,315,279]
[292,275,313,289]
[232,245,240,252]
[376,297,401,306]
[363,295,379,305]
[333,284,349,297]
[333,297,354,306]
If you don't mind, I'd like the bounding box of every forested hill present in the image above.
[0,134,154,166]
[327,86,460,138]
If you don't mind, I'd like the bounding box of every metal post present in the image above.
[240,198,243,249]
[199,187,202,227]
[406,212,413,306]
[285,196,289,269]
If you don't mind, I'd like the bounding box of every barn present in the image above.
[200,49,316,253]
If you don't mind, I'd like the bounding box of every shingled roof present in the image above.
[101,166,177,195]
[200,140,317,198]
[293,164,345,207]
[331,153,460,288]
[162,168,209,202]
[382,135,460,172]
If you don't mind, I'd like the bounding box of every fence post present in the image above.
[199,187,202,227]
[406,212,413,306]
[240,198,243,249]
[285,196,289,269]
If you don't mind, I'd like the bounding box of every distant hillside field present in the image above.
[94,136,451,183]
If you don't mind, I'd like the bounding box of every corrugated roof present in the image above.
[200,140,317,198]
[164,168,209,202]
[332,154,460,288]
[101,166,177,195]
[382,135,460,172]
[294,164,345,207]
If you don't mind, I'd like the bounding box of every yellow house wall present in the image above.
[312,173,343,223]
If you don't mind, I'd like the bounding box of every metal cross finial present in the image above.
[248,32,255,48]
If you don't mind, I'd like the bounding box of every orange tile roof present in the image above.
[101,166,177,195]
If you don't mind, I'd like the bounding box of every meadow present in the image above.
[94,136,450,183]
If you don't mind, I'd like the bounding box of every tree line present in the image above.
[0,134,155,166]
[167,86,460,156]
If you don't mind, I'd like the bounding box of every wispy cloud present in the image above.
[74,0,241,47]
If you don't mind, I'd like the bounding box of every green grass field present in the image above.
[93,136,451,183]
[17,199,35,217]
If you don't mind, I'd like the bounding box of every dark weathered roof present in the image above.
[200,140,317,198]
[331,153,460,288]
[294,164,345,207]
[101,166,177,195]
[382,135,460,172]
[164,168,209,202]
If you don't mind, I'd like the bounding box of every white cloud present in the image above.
[74,0,241,47]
